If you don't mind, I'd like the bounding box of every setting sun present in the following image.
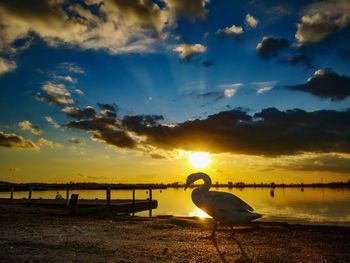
[189,208,210,219]
[188,152,211,169]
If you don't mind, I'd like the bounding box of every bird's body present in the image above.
[185,172,261,235]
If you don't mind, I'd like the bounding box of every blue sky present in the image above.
[1,0,350,183]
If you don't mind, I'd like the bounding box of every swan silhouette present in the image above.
[185,172,261,237]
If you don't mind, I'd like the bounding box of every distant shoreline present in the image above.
[0,181,349,191]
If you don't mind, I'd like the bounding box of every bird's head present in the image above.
[184,172,209,190]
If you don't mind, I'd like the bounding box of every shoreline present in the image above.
[1,184,349,192]
[1,205,349,262]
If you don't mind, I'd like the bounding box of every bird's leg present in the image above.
[252,221,260,230]
[211,220,217,239]
[230,225,235,238]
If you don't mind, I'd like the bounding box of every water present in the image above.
[1,187,349,227]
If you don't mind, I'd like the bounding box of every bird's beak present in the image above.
[184,184,188,191]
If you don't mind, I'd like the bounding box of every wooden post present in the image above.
[10,187,14,200]
[28,187,32,203]
[66,188,70,208]
[106,187,111,206]
[132,187,135,216]
[69,194,79,215]
[149,187,152,217]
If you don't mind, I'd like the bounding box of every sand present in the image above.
[0,205,349,263]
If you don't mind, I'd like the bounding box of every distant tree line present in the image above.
[0,180,349,192]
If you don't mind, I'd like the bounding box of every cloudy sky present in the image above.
[1,0,350,184]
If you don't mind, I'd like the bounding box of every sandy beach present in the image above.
[0,205,349,263]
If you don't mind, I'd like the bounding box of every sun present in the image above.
[189,208,210,219]
[188,152,211,169]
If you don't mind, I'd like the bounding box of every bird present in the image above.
[184,172,261,237]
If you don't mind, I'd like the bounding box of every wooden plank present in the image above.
[66,188,70,207]
[28,188,32,203]
[132,187,135,216]
[0,198,158,215]
[69,194,79,215]
[106,187,111,206]
[149,187,152,217]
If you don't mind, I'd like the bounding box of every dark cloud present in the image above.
[164,0,209,20]
[97,103,118,112]
[0,132,38,149]
[65,117,119,131]
[69,137,83,144]
[283,155,350,174]
[279,53,312,67]
[149,153,167,159]
[288,69,350,100]
[120,108,350,156]
[66,114,136,149]
[92,130,136,149]
[65,104,350,157]
[62,106,96,119]
[256,36,289,60]
[202,60,214,68]
[196,91,224,101]
[97,103,118,118]
[100,110,117,119]
[183,89,236,103]
[122,115,164,133]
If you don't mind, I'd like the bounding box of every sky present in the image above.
[1,0,350,184]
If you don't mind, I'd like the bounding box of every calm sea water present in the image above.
[1,187,349,227]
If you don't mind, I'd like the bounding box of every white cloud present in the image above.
[252,81,277,86]
[54,75,77,83]
[172,43,206,59]
[245,14,259,28]
[218,83,244,88]
[295,0,350,43]
[37,138,63,149]
[0,0,172,55]
[18,121,42,136]
[224,89,237,97]
[257,86,273,94]
[42,83,70,97]
[44,116,60,129]
[37,82,75,105]
[216,25,244,36]
[60,62,85,74]
[0,57,17,75]
[74,89,84,96]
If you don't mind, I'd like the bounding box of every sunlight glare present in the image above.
[189,208,210,219]
[188,152,211,169]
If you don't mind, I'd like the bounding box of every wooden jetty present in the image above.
[0,187,158,216]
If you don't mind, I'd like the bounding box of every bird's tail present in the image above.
[250,212,263,221]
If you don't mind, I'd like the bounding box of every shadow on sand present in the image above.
[211,233,252,263]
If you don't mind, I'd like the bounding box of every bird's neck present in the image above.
[197,174,212,192]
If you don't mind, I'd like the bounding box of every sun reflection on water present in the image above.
[189,208,211,219]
